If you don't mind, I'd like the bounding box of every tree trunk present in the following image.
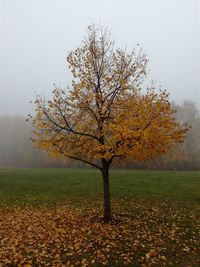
[102,160,111,223]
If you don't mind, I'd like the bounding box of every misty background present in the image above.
[0,0,199,169]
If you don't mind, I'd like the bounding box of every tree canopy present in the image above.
[32,25,186,169]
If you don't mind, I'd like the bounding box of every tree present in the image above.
[170,101,200,170]
[31,25,187,222]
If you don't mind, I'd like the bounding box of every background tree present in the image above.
[0,116,72,168]
[143,101,200,170]
[169,101,200,169]
[31,25,187,222]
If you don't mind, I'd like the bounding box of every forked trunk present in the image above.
[102,160,111,223]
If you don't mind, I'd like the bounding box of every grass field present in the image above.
[0,168,200,205]
[0,168,200,266]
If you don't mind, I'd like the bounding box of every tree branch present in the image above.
[42,108,100,142]
[67,155,102,171]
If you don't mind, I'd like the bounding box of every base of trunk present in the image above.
[102,160,111,223]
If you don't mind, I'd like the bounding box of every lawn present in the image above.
[0,168,199,266]
[0,168,200,205]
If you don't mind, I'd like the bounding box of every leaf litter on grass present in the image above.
[0,200,199,266]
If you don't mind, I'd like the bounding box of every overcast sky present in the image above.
[0,0,199,116]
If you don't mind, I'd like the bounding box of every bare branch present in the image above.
[67,155,102,171]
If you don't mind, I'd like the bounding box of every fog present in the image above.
[0,101,199,169]
[0,0,199,116]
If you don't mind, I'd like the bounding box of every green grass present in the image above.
[0,168,199,206]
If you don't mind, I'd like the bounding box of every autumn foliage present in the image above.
[31,25,187,221]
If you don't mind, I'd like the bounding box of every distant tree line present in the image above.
[0,116,73,168]
[0,101,199,170]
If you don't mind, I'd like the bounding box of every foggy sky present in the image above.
[0,0,199,116]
